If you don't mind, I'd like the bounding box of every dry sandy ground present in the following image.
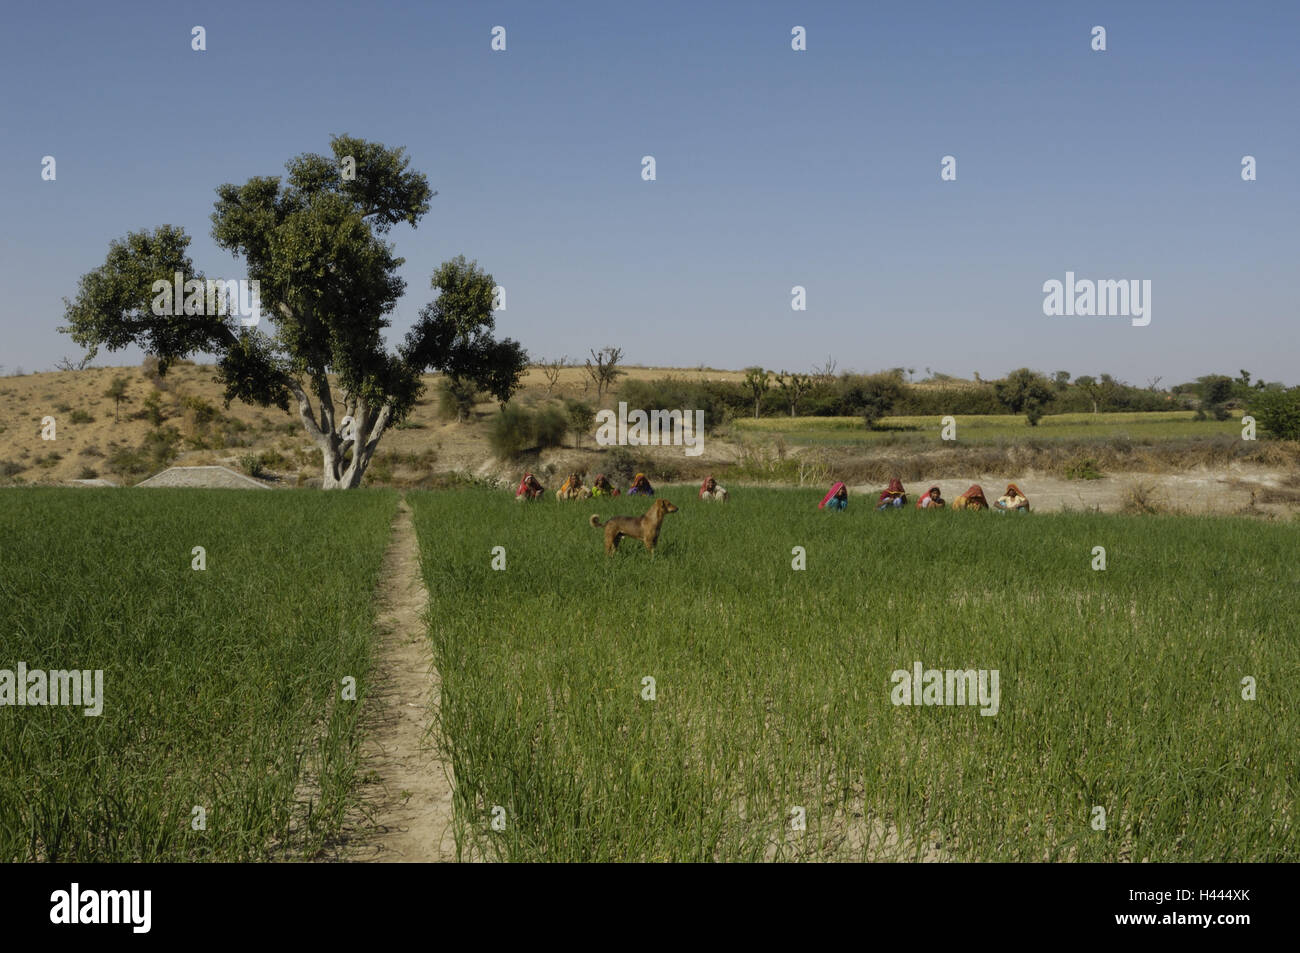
[343,499,459,862]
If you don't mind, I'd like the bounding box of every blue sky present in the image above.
[1,0,1296,385]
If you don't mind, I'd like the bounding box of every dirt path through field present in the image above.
[347,497,458,862]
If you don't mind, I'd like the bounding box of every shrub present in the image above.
[77,466,99,479]
[238,452,268,479]
[1250,387,1300,441]
[0,461,26,477]
[533,405,568,449]
[488,404,533,459]
[438,376,482,422]
[564,399,596,449]
[69,409,94,424]
[106,446,151,477]
[487,404,569,460]
[364,455,395,485]
[141,426,182,470]
[1064,457,1105,480]
[142,392,167,426]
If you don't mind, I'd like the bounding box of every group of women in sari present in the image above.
[515,471,655,502]
[819,479,1030,513]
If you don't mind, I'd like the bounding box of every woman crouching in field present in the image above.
[628,472,655,496]
[516,473,545,502]
[916,485,945,509]
[699,475,728,502]
[994,483,1030,513]
[876,477,908,510]
[820,481,849,511]
[591,473,619,497]
[557,472,591,500]
[951,485,989,511]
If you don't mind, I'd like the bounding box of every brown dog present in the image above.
[590,499,678,555]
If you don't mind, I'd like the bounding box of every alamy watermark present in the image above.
[0,662,103,716]
[595,401,705,456]
[1043,271,1150,327]
[150,271,261,326]
[890,661,1000,716]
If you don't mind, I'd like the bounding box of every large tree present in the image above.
[61,136,527,487]
[995,368,1055,426]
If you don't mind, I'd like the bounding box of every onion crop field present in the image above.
[411,485,1297,862]
[0,487,398,861]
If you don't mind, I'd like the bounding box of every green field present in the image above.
[3,484,1294,863]
[411,485,1297,862]
[731,411,1243,447]
[0,487,397,861]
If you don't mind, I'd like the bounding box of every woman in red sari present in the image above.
[876,477,908,510]
[515,473,544,502]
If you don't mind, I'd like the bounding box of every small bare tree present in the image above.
[742,366,770,419]
[775,370,813,418]
[55,353,95,372]
[813,355,837,384]
[585,346,625,400]
[541,355,568,396]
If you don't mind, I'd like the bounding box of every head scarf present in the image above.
[961,484,988,505]
[879,477,906,504]
[917,485,942,508]
[517,473,541,496]
[820,482,846,509]
[1005,483,1024,500]
[699,475,717,498]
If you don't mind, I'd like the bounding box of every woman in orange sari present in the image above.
[994,483,1030,513]
[628,472,655,496]
[951,485,989,511]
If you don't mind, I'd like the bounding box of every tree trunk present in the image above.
[287,375,390,489]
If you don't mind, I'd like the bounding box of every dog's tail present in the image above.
[589,514,603,528]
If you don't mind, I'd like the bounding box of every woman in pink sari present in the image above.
[820,481,848,511]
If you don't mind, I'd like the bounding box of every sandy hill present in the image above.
[0,361,752,487]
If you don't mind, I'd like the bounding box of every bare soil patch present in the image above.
[342,498,458,862]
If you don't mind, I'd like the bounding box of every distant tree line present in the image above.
[612,367,1298,434]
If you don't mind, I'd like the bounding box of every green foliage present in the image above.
[841,372,906,430]
[437,375,482,422]
[994,368,1055,426]
[60,136,526,486]
[1064,457,1105,480]
[142,391,166,426]
[488,404,569,460]
[103,376,131,422]
[1250,386,1300,441]
[68,409,94,424]
[0,488,398,859]
[410,487,1298,862]
[564,399,596,448]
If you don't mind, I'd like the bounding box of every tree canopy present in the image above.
[61,135,527,487]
